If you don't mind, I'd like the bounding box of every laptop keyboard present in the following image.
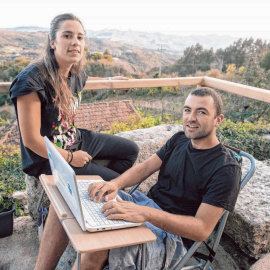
[77,181,128,226]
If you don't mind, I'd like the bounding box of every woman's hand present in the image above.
[70,150,92,167]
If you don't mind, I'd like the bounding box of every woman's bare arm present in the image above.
[17,92,91,167]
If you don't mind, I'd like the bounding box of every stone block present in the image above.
[12,190,27,202]
[250,253,270,270]
[225,158,270,259]
[24,124,183,220]
[120,125,270,260]
[22,124,184,268]
[23,124,270,264]
[25,174,50,220]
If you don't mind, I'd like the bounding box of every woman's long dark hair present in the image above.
[36,13,86,122]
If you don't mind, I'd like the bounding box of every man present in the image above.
[74,87,242,270]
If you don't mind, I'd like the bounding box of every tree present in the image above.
[243,57,268,88]
[103,49,114,61]
[0,57,29,82]
[103,49,111,56]
[89,52,104,61]
[260,51,270,71]
[172,43,215,76]
[84,61,106,77]
[225,64,240,81]
[104,54,114,62]
[206,68,223,78]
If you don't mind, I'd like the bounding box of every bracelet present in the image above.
[68,151,73,164]
[66,150,71,163]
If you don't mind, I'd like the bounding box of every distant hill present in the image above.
[1,26,242,54]
[87,29,240,53]
[0,29,176,75]
[1,26,48,32]
[0,30,48,61]
[1,27,258,75]
[0,30,47,48]
[86,38,176,74]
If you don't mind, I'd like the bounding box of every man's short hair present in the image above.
[190,87,223,117]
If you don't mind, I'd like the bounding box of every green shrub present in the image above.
[0,110,11,121]
[103,113,163,134]
[105,116,269,161]
[0,144,25,190]
[0,180,25,216]
[217,119,270,160]
[0,115,8,127]
[129,88,150,96]
[0,181,15,213]
[0,144,25,216]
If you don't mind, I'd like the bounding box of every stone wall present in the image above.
[224,158,270,259]
[23,124,270,265]
[119,125,270,260]
[23,124,184,269]
[25,124,182,218]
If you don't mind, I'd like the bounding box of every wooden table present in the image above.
[39,174,156,270]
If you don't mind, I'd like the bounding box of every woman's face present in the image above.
[50,20,85,73]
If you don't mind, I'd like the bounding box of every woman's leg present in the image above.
[71,250,109,270]
[96,133,139,174]
[74,130,139,179]
[34,205,69,270]
[81,130,139,173]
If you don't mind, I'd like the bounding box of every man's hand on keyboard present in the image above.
[102,197,147,223]
[88,181,119,203]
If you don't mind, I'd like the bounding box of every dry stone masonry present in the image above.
[2,125,270,269]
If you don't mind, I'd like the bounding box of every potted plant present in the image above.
[0,181,15,238]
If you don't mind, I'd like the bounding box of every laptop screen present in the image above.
[44,136,86,230]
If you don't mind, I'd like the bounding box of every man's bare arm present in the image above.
[147,203,224,241]
[104,201,224,242]
[88,154,162,202]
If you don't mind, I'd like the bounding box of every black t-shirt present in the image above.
[9,64,88,176]
[148,131,242,216]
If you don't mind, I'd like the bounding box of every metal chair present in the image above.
[128,147,256,270]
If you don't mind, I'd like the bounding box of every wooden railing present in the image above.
[1,76,270,103]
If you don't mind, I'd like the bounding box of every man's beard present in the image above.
[184,126,213,141]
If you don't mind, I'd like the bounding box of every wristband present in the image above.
[108,77,112,81]
[68,151,73,164]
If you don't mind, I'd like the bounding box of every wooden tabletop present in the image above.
[39,174,157,253]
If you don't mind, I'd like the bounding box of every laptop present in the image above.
[44,136,141,232]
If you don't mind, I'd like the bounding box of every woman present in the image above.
[9,13,139,269]
[9,13,139,180]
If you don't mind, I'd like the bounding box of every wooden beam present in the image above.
[0,82,12,94]
[203,76,270,103]
[83,77,203,90]
[1,77,269,104]
[1,77,203,94]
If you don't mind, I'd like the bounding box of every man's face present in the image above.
[182,94,223,143]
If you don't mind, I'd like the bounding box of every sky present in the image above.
[1,0,270,40]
